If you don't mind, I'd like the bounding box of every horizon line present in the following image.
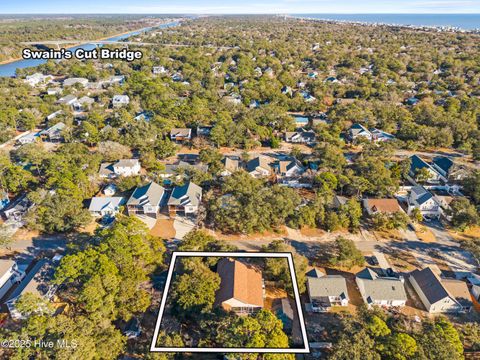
[2,12,480,15]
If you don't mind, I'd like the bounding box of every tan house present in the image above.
[215,258,264,314]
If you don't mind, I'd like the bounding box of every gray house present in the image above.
[409,267,470,313]
[127,182,166,218]
[306,269,349,312]
[168,182,202,216]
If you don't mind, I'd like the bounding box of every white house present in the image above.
[407,186,442,220]
[274,158,305,179]
[356,268,407,308]
[153,66,167,74]
[88,197,125,217]
[371,128,395,142]
[99,159,141,178]
[306,269,349,312]
[25,73,52,87]
[57,95,77,106]
[108,75,125,85]
[112,95,130,108]
[347,123,372,142]
[72,96,94,112]
[0,260,26,301]
[246,156,272,178]
[409,268,470,313]
[46,87,62,96]
[284,129,316,144]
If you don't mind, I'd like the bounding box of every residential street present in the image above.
[226,222,478,275]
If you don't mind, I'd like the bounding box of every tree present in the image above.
[97,141,132,161]
[448,198,479,231]
[155,138,178,159]
[417,317,463,360]
[199,147,223,174]
[329,236,365,269]
[411,207,423,223]
[54,216,165,321]
[415,167,432,183]
[262,240,308,294]
[366,315,390,337]
[371,212,409,231]
[339,198,362,231]
[178,229,236,252]
[208,171,301,234]
[464,171,480,205]
[14,293,54,318]
[461,322,480,351]
[330,328,379,360]
[148,332,184,359]
[0,224,13,248]
[173,261,220,314]
[26,192,92,233]
[215,310,292,358]
[382,333,417,360]
[0,153,36,193]
[314,143,346,171]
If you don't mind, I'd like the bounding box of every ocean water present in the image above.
[293,14,480,30]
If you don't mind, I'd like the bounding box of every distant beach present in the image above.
[291,14,480,32]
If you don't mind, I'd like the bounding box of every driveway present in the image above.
[173,216,195,240]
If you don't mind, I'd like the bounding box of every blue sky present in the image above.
[3,0,480,14]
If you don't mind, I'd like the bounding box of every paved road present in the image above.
[225,222,478,275]
[1,235,67,264]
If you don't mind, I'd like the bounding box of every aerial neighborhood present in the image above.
[0,13,480,360]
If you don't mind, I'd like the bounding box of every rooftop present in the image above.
[215,258,263,308]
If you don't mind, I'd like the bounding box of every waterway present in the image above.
[0,21,179,77]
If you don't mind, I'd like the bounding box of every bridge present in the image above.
[21,40,237,50]
[21,40,155,47]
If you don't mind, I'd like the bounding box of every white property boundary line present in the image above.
[150,251,310,354]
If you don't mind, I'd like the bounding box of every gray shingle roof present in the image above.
[167,182,202,207]
[307,276,348,299]
[8,260,53,301]
[127,182,165,207]
[410,267,450,304]
[246,156,271,173]
[356,268,407,302]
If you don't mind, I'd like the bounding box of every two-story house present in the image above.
[167,182,202,216]
[407,185,442,220]
[99,159,141,178]
[126,182,166,219]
